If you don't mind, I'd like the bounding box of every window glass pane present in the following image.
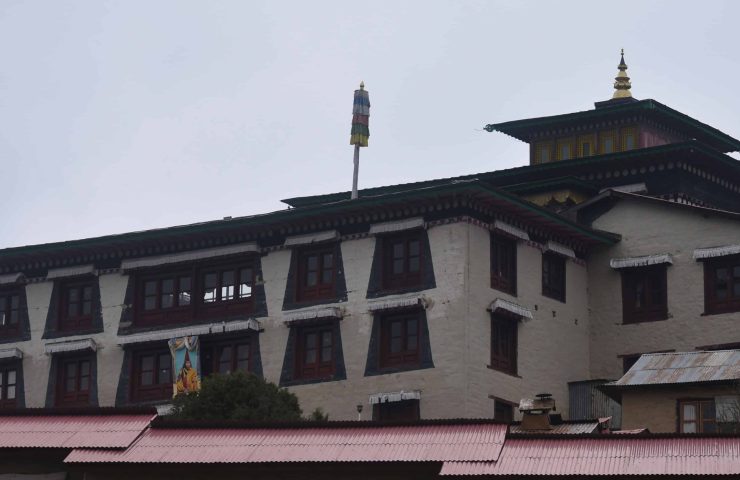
[560,144,570,160]
[158,354,172,383]
[683,403,697,421]
[0,297,5,314]
[82,286,92,300]
[219,346,232,373]
[203,273,217,303]
[304,333,317,364]
[390,337,402,353]
[239,269,253,298]
[7,370,16,385]
[145,281,157,295]
[306,271,317,287]
[393,243,404,259]
[582,143,591,156]
[0,373,3,387]
[140,370,153,386]
[68,287,79,303]
[539,147,549,163]
[702,401,715,420]
[393,258,404,275]
[221,271,235,301]
[625,134,635,150]
[179,277,192,306]
[6,385,15,400]
[307,255,318,271]
[10,296,18,309]
[682,422,696,433]
[141,355,154,372]
[82,299,92,316]
[67,301,78,318]
[408,257,420,273]
[236,344,250,370]
[80,361,90,377]
[321,254,334,284]
[161,279,174,308]
[80,375,89,391]
[65,365,77,392]
[9,310,18,325]
[604,138,614,153]
[144,281,157,310]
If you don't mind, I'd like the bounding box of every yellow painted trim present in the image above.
[577,134,597,157]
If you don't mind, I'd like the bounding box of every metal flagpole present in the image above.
[349,81,369,200]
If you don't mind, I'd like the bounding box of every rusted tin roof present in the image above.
[0,414,154,449]
[439,437,740,476]
[65,422,507,464]
[611,350,740,387]
[509,421,599,435]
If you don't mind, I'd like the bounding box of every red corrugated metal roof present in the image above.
[509,422,599,435]
[65,423,507,464]
[0,414,154,449]
[439,437,740,476]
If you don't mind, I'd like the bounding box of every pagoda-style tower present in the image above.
[612,49,632,99]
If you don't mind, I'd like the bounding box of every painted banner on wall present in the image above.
[169,336,201,396]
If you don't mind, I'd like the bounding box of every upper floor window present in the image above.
[382,232,423,291]
[202,340,251,377]
[56,355,92,407]
[535,143,552,164]
[380,311,420,369]
[621,266,667,323]
[622,128,637,150]
[0,365,18,408]
[703,255,740,315]
[135,259,256,326]
[296,246,336,302]
[542,252,566,302]
[490,314,517,376]
[0,291,21,336]
[601,131,617,154]
[578,134,595,157]
[556,139,573,161]
[59,280,94,331]
[491,234,517,295]
[295,324,334,379]
[679,399,716,433]
[130,347,172,403]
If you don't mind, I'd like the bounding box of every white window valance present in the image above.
[369,390,421,405]
[489,298,533,320]
[368,217,425,235]
[0,273,24,286]
[545,241,576,259]
[46,265,96,280]
[120,243,259,271]
[367,294,429,312]
[283,230,339,247]
[45,338,97,354]
[117,320,260,345]
[283,306,343,325]
[610,254,673,269]
[493,220,529,241]
[693,244,740,260]
[0,347,23,360]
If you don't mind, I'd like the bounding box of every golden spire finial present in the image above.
[612,49,632,99]
[360,81,365,90]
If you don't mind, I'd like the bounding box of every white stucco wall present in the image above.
[588,199,740,380]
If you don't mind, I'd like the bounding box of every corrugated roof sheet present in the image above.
[612,350,740,387]
[0,414,154,449]
[509,422,599,435]
[65,423,507,464]
[439,437,740,476]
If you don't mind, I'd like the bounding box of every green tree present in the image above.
[169,371,302,421]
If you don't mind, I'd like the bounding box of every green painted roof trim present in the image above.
[282,140,740,207]
[0,179,618,263]
[503,176,599,195]
[487,99,740,153]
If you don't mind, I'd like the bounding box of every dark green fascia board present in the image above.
[0,179,618,263]
[502,176,600,195]
[486,99,740,153]
[282,140,740,207]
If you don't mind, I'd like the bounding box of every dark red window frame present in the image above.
[490,314,518,375]
[621,265,667,324]
[493,397,515,423]
[679,399,716,433]
[542,252,566,302]
[202,338,251,377]
[0,289,21,337]
[372,399,420,421]
[491,234,517,295]
[56,355,92,407]
[295,324,334,379]
[0,364,19,409]
[703,255,740,315]
[296,245,336,302]
[130,347,172,403]
[382,232,423,291]
[379,311,420,369]
[59,280,94,331]
[134,259,256,327]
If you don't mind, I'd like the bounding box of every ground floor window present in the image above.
[372,399,420,421]
[131,347,172,403]
[0,365,18,408]
[56,354,93,407]
[679,399,716,433]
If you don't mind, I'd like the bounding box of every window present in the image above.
[380,312,420,368]
[0,365,18,408]
[59,280,94,331]
[296,246,336,302]
[491,234,517,295]
[704,255,740,315]
[578,134,595,157]
[534,143,552,164]
[135,260,256,326]
[622,128,636,150]
[619,350,674,374]
[202,340,251,377]
[493,398,515,423]
[372,399,420,421]
[600,131,617,154]
[680,399,716,433]
[621,266,667,323]
[556,139,574,161]
[382,232,423,290]
[295,324,334,379]
[131,348,172,403]
[0,290,21,336]
[56,355,92,407]
[542,253,566,302]
[490,314,517,375]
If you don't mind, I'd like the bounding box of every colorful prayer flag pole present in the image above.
[350,82,369,199]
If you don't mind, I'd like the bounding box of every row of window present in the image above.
[533,127,637,164]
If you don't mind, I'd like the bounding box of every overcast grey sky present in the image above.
[1,0,739,248]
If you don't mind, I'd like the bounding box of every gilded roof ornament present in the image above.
[612,49,632,99]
